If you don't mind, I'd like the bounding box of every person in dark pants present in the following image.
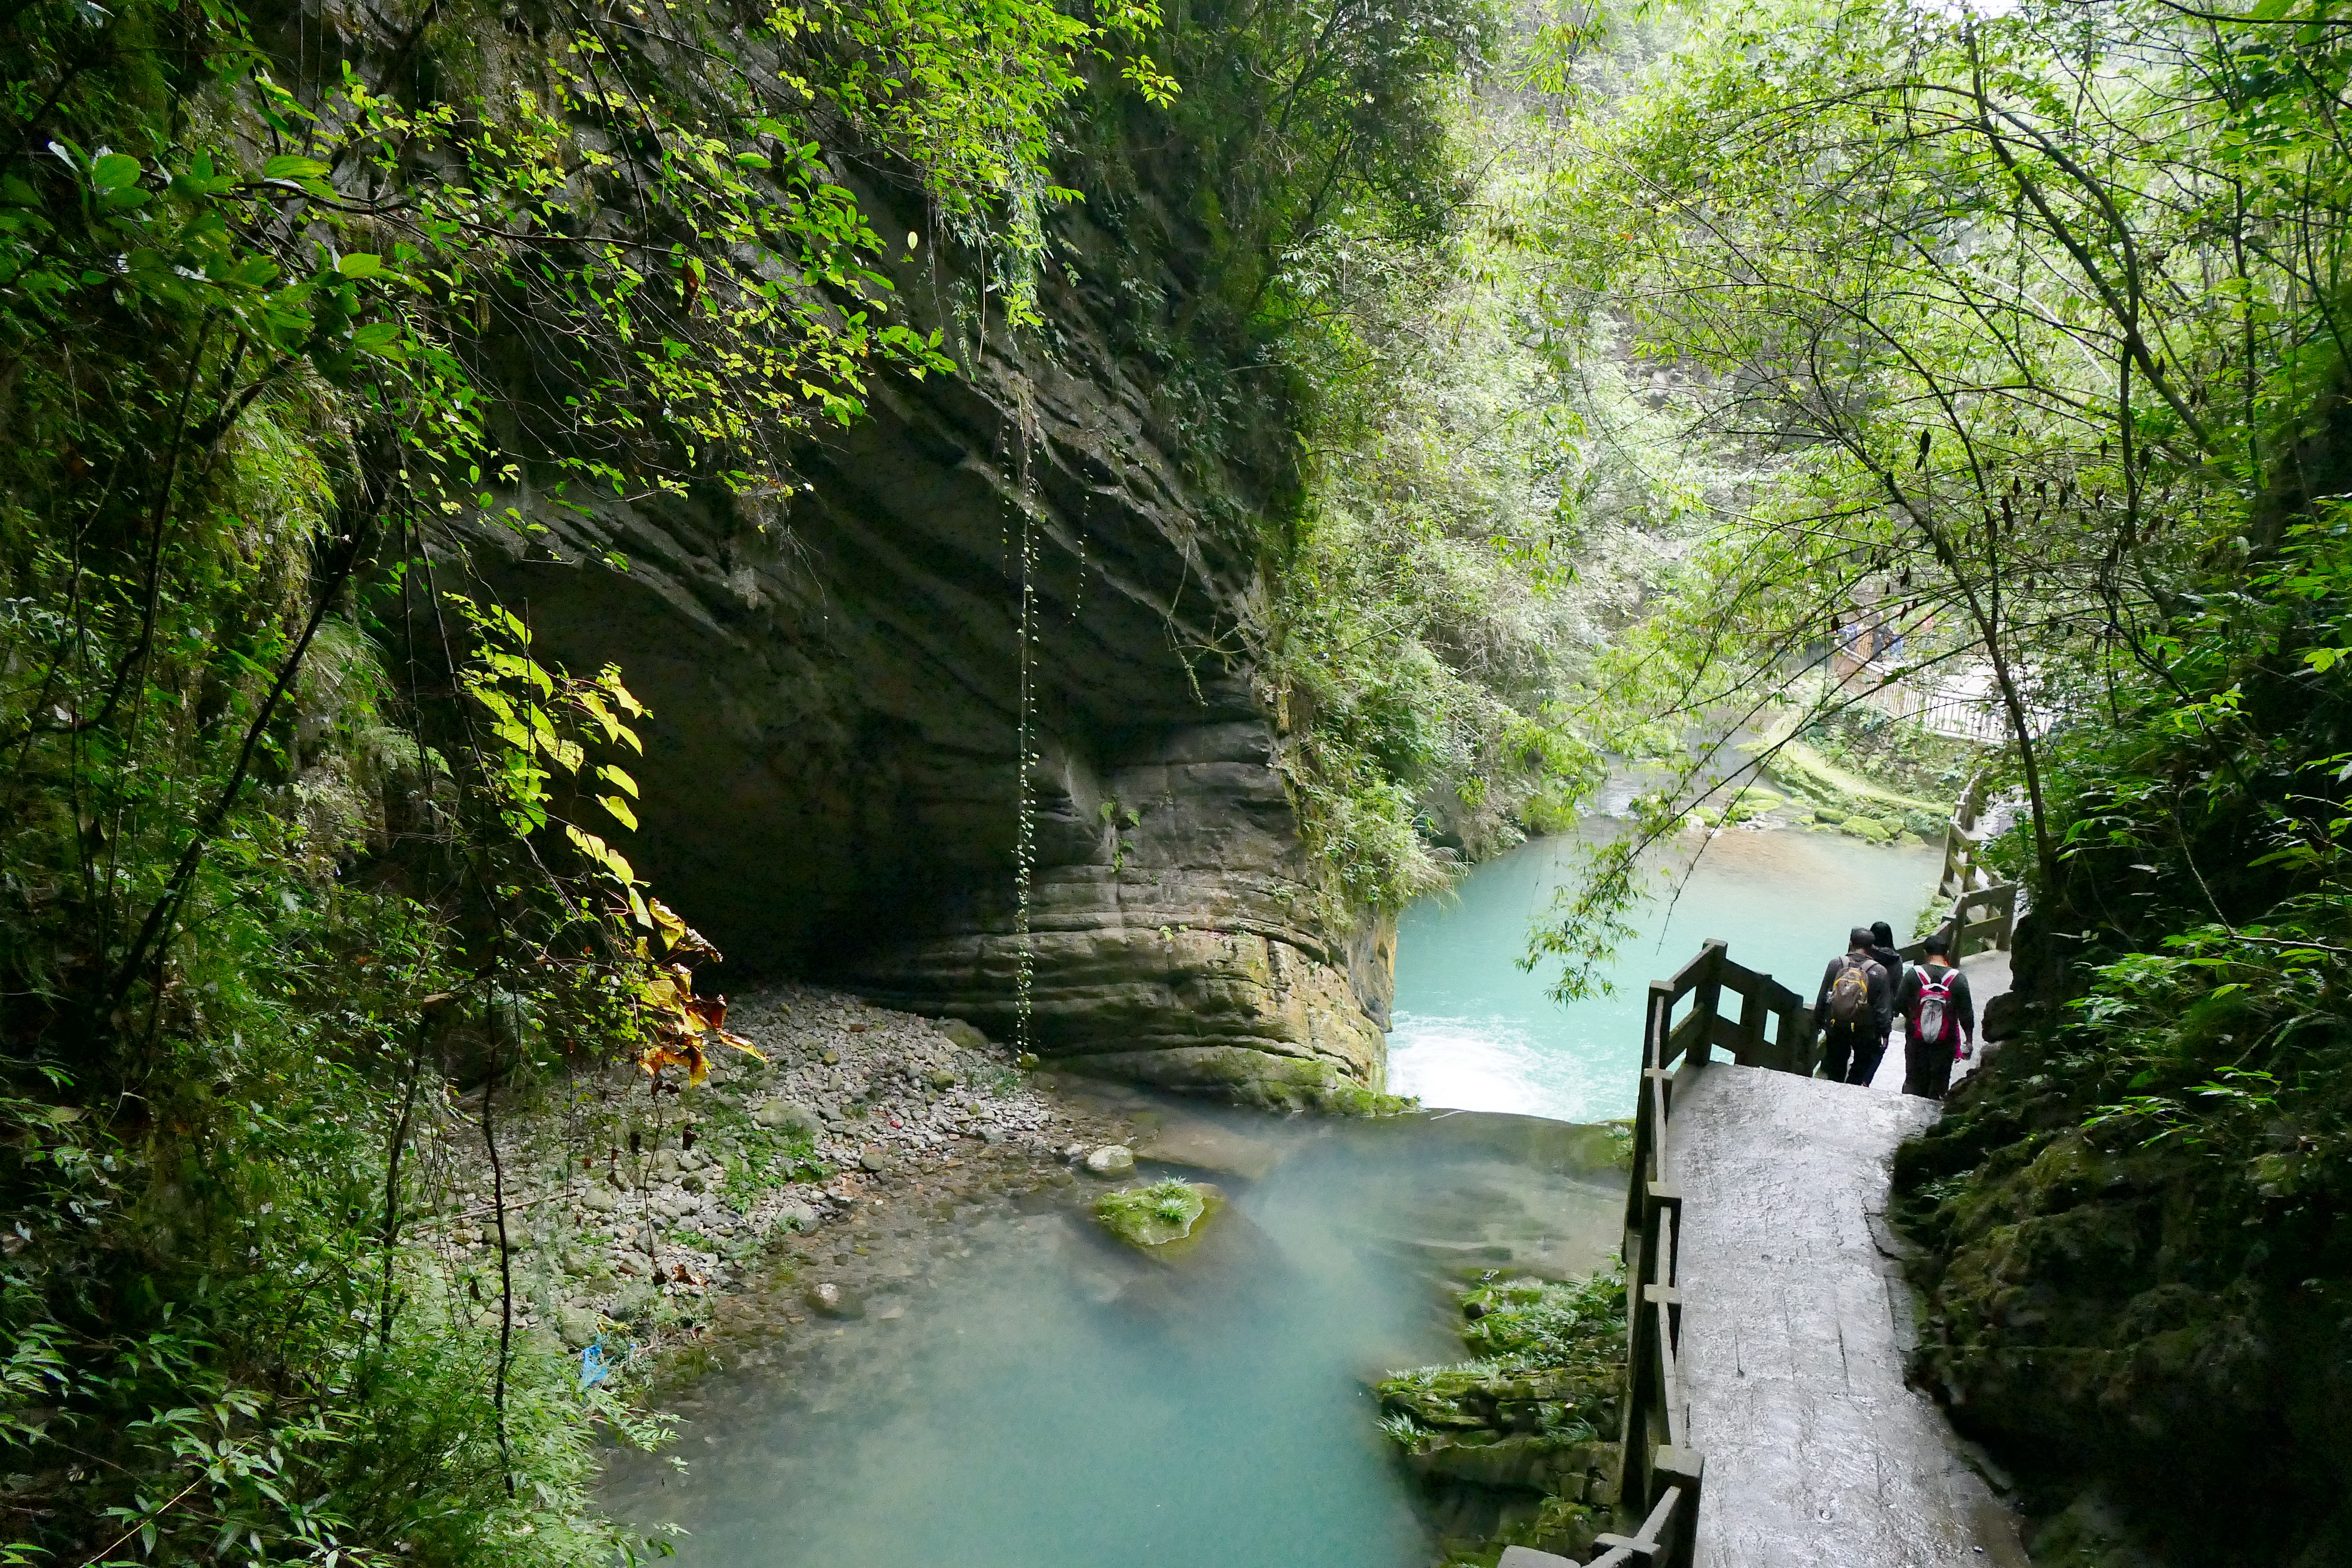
[1868,920,1908,1085]
[1896,932,1975,1098]
[1813,927,1891,1085]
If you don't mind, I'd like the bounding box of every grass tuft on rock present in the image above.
[1094,1178,1211,1248]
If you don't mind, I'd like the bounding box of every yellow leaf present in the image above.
[600,795,638,830]
[598,763,639,798]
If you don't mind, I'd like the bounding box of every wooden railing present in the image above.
[1933,771,1992,902]
[1907,774,2020,961]
[1601,940,1818,1568]
[1901,881,2018,962]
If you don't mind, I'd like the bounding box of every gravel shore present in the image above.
[418,984,1144,1364]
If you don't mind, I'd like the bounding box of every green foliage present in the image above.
[1373,1263,1626,1564]
[1482,10,2352,1547]
[1795,709,1976,804]
[1513,0,2352,991]
[1458,1270,1625,1365]
[717,1126,827,1210]
[1257,28,1747,922]
[0,0,1161,1556]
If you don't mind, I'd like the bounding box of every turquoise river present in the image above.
[605,824,1939,1565]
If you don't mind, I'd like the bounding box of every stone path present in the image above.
[1668,1059,2029,1568]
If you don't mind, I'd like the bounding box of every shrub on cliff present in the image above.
[1892,516,2352,1564]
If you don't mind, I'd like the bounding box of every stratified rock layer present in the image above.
[462,188,1388,1104]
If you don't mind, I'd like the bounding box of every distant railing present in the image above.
[1602,940,1819,1568]
[1836,653,2055,744]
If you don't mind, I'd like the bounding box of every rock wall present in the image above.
[462,187,1391,1105]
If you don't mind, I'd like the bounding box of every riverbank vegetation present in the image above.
[10,0,2349,1557]
[1518,0,2352,1559]
[1374,1267,1626,1565]
[0,0,1649,1553]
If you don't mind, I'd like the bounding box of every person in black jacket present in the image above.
[1896,932,1975,1098]
[1868,920,1908,1085]
[1813,927,1892,1085]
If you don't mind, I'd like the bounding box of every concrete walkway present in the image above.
[1668,1058,2028,1568]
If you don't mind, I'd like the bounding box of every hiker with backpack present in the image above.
[1897,931,1975,1099]
[1812,927,1892,1085]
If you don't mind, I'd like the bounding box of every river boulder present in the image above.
[1083,1145,1136,1176]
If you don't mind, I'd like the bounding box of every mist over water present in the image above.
[1386,827,1942,1123]
[606,824,1936,1564]
[604,1111,1624,1568]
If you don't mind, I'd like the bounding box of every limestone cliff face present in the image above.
[465,188,1391,1103]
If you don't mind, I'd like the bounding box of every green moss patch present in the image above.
[1095,1178,1215,1250]
[1373,1269,1629,1563]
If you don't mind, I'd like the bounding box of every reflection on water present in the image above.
[603,1110,1624,1568]
[1387,827,1939,1123]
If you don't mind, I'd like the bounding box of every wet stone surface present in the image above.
[1667,1060,2030,1568]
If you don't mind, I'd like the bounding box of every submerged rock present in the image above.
[1132,1117,1284,1181]
[806,1281,863,1319]
[1083,1145,1136,1176]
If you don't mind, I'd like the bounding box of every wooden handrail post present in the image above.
[1625,982,1674,1244]
[1623,1177,1682,1510]
[1735,980,1769,1066]
[1621,1252,1656,1505]
[1691,940,1727,1066]
[1651,1449,1705,1568]
[1646,981,1674,1071]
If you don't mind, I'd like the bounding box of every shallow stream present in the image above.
[605,824,1938,1565]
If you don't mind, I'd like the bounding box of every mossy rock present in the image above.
[1396,1429,1614,1492]
[1812,804,1850,824]
[1377,1364,1620,1433]
[936,1017,990,1052]
[1843,815,1898,843]
[1095,1178,1218,1253]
